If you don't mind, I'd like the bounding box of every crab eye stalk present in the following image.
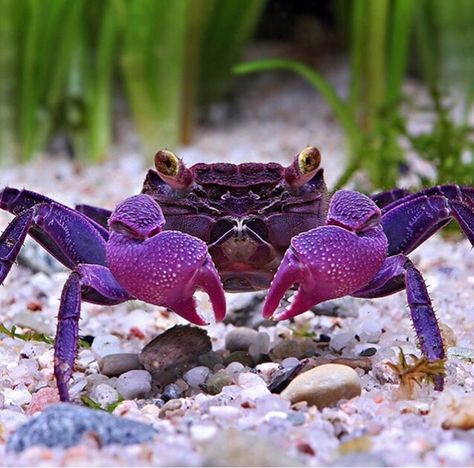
[154,150,193,189]
[285,146,322,187]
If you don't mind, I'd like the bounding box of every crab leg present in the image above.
[263,191,388,320]
[75,204,112,228]
[0,199,108,283]
[353,255,445,390]
[371,188,411,208]
[381,193,474,256]
[106,195,226,325]
[55,265,130,401]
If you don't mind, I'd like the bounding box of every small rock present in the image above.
[355,320,382,343]
[205,370,233,395]
[161,383,183,402]
[7,403,156,452]
[202,428,299,466]
[4,387,32,407]
[268,362,303,393]
[447,346,474,362]
[439,323,457,348]
[330,453,387,467]
[116,370,152,399]
[330,332,354,352]
[99,353,142,377]
[286,411,306,426]
[239,372,270,400]
[359,347,377,357]
[281,357,300,368]
[436,441,471,464]
[225,327,258,352]
[183,366,210,388]
[223,351,255,367]
[209,405,241,421]
[270,339,317,360]
[226,361,245,377]
[139,325,211,377]
[86,374,110,392]
[26,388,60,416]
[91,335,122,359]
[198,351,224,369]
[441,395,474,430]
[190,424,217,442]
[90,384,119,408]
[281,364,362,408]
[159,399,183,418]
[249,332,271,359]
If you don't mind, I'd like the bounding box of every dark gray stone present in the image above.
[99,353,143,377]
[7,403,156,452]
[139,325,211,376]
[225,327,258,352]
[161,383,183,402]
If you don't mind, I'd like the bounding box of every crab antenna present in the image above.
[284,146,322,188]
[154,150,194,189]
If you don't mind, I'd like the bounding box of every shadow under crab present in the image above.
[1,147,473,400]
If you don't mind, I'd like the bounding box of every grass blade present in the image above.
[234,58,361,151]
[0,0,17,164]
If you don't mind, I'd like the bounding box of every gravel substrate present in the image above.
[0,64,474,466]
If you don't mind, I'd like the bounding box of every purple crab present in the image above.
[1,147,473,400]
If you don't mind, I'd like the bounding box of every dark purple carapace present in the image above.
[1,146,474,401]
[141,150,328,292]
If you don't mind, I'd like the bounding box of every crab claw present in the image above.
[107,195,226,325]
[263,191,388,321]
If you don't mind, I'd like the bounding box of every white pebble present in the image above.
[116,370,152,399]
[281,357,300,368]
[190,424,217,442]
[330,332,354,351]
[238,372,267,389]
[356,320,382,343]
[209,405,241,421]
[4,387,32,406]
[183,366,210,388]
[281,364,361,408]
[241,385,270,401]
[226,361,244,376]
[90,383,119,408]
[437,441,471,464]
[249,332,271,358]
[91,335,123,359]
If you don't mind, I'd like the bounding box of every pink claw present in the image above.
[106,195,226,325]
[263,224,388,321]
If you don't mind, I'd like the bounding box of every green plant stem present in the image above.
[234,59,361,152]
[0,0,16,164]
[386,0,415,105]
[86,0,117,162]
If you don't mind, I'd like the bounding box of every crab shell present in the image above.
[141,154,328,292]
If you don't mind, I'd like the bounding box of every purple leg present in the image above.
[371,188,411,208]
[353,254,445,390]
[75,204,112,229]
[381,186,474,255]
[381,184,474,213]
[0,209,34,280]
[55,264,130,401]
[0,191,109,283]
[262,191,388,320]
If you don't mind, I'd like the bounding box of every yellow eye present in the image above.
[298,146,321,175]
[155,150,180,176]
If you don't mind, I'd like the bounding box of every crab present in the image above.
[1,147,473,401]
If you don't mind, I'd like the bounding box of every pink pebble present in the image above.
[26,387,60,416]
